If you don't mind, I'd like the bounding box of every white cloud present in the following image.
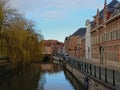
[43,0,103,9]
[9,0,103,11]
[40,11,66,20]
[8,0,104,21]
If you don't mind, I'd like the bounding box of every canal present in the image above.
[0,61,84,90]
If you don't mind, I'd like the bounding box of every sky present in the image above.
[8,0,119,42]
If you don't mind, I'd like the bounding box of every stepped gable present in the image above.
[98,0,119,19]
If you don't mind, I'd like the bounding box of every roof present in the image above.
[91,0,120,28]
[99,10,104,19]
[108,0,119,8]
[111,2,120,17]
[91,21,94,28]
[108,0,119,12]
[43,40,58,46]
[72,28,86,36]
[98,0,119,19]
[65,37,70,40]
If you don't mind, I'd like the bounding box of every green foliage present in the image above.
[0,0,44,68]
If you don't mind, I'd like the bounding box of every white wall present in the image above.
[85,20,91,60]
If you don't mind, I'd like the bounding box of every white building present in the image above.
[85,20,92,60]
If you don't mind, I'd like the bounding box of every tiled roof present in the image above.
[108,0,119,8]
[111,2,120,17]
[99,0,119,19]
[43,40,59,46]
[107,0,119,12]
[91,0,120,29]
[72,28,86,36]
[108,7,115,12]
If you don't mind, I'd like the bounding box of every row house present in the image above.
[43,40,64,56]
[64,28,86,58]
[91,0,120,67]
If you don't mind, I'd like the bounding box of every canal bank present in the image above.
[64,56,118,90]
[65,63,113,90]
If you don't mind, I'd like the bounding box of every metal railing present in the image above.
[66,56,117,89]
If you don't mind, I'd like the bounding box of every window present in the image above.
[113,31,115,40]
[105,33,107,41]
[116,30,118,40]
[100,35,101,42]
[110,32,112,40]
[102,35,103,42]
[107,33,109,41]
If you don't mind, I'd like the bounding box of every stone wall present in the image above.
[66,64,115,90]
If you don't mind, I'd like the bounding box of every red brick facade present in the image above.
[43,40,64,56]
[91,0,120,67]
[64,28,86,58]
[64,36,79,57]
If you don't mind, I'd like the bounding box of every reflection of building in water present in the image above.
[32,63,63,73]
[40,63,63,73]
[34,63,63,73]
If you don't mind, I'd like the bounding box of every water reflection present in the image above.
[0,66,41,90]
[40,62,63,73]
[64,70,84,90]
[37,62,75,90]
[0,61,84,90]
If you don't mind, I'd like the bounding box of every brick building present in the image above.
[43,40,64,56]
[80,37,85,59]
[64,28,86,58]
[90,0,120,67]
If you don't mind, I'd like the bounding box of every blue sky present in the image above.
[9,0,119,42]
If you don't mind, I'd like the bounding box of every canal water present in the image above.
[0,61,84,90]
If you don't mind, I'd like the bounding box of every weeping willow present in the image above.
[0,0,44,68]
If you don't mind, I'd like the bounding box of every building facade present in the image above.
[64,28,86,58]
[85,20,92,60]
[91,0,120,67]
[43,40,64,56]
[80,37,85,59]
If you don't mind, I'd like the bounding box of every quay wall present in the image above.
[66,63,115,90]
